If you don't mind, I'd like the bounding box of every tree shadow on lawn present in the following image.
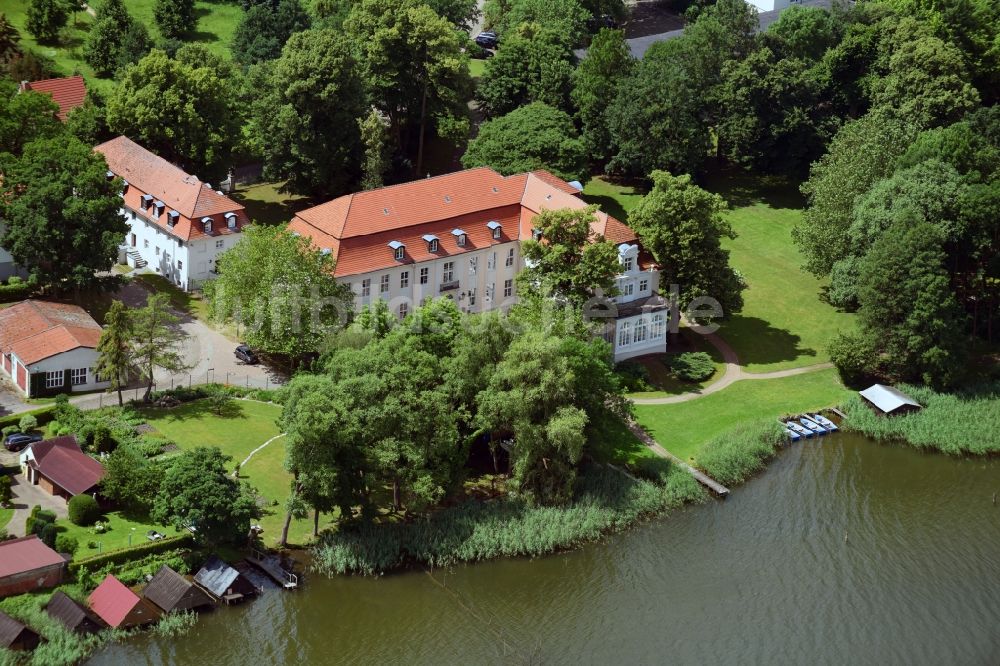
[582,193,632,224]
[230,190,315,227]
[145,397,250,424]
[700,163,806,211]
[719,315,817,367]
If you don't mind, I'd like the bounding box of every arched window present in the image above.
[618,321,631,348]
[634,318,647,343]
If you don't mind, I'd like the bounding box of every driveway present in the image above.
[2,449,68,537]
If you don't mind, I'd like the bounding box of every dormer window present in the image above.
[141,194,153,209]
[423,234,439,253]
[202,216,213,233]
[451,229,467,247]
[225,212,238,229]
[531,228,542,242]
[487,220,501,240]
[154,201,165,216]
[105,170,114,181]
[122,180,129,194]
[388,240,405,260]
[167,211,179,227]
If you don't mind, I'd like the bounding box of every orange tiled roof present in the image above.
[288,168,637,278]
[21,75,86,121]
[94,136,249,242]
[0,300,102,365]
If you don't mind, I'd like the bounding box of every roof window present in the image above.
[423,234,439,253]
[388,240,405,261]
[225,212,237,229]
[451,229,467,247]
[487,220,501,240]
[167,211,179,227]
[202,216,213,233]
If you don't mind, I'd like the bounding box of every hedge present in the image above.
[0,281,32,303]
[0,406,55,431]
[68,533,195,576]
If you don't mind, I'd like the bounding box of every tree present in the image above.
[248,29,365,196]
[0,135,127,293]
[232,0,310,66]
[424,0,478,30]
[67,494,101,526]
[517,205,620,307]
[764,5,841,61]
[206,225,352,357]
[359,109,390,191]
[18,414,37,433]
[0,14,22,65]
[66,97,110,146]
[131,292,188,401]
[485,0,590,47]
[607,49,710,179]
[355,299,395,338]
[628,171,745,316]
[0,80,63,156]
[152,447,258,545]
[25,0,67,44]
[107,50,241,183]
[85,0,150,77]
[476,27,575,118]
[461,102,587,182]
[347,0,472,174]
[795,111,917,277]
[571,28,633,165]
[95,301,134,407]
[898,118,1000,180]
[101,446,161,512]
[154,0,196,39]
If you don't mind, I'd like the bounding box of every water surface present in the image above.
[92,433,1000,665]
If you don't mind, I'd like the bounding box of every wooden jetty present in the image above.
[246,548,298,589]
[622,418,730,497]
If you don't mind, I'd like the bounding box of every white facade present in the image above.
[745,0,793,12]
[123,207,235,291]
[1,347,109,398]
[607,244,669,362]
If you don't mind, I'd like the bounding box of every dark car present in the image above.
[587,14,618,32]
[475,31,499,49]
[4,433,42,452]
[234,344,259,365]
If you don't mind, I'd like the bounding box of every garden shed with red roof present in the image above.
[0,535,65,598]
[19,436,105,502]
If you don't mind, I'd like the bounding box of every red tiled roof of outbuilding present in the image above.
[88,576,141,628]
[0,300,102,365]
[21,75,87,121]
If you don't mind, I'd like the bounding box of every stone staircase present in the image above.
[126,248,147,268]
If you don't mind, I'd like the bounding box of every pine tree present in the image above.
[131,293,189,401]
[0,14,22,65]
[94,300,134,406]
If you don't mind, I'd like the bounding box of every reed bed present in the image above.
[695,420,789,486]
[313,465,706,575]
[841,382,1000,454]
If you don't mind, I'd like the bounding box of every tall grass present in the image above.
[151,611,198,638]
[313,465,706,575]
[695,420,789,486]
[841,382,1000,455]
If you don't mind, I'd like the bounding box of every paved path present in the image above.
[237,432,286,470]
[5,470,69,537]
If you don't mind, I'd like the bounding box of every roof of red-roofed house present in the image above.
[0,300,103,365]
[20,75,87,121]
[0,535,65,578]
[287,168,637,278]
[94,136,248,242]
[88,576,144,628]
[27,436,105,496]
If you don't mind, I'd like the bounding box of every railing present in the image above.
[85,370,285,409]
[439,280,460,292]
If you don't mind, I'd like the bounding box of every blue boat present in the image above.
[786,427,801,442]
[800,417,827,435]
[786,421,812,438]
[810,413,838,431]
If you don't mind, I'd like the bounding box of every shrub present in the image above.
[615,361,653,392]
[26,508,55,536]
[696,420,788,486]
[1,425,19,438]
[55,534,78,555]
[39,522,57,547]
[0,406,55,432]
[18,414,38,433]
[67,494,101,526]
[670,352,715,382]
[0,475,11,505]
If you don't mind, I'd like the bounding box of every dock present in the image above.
[622,418,730,497]
[247,548,299,589]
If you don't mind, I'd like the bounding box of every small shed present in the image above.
[142,566,213,613]
[0,610,41,651]
[89,575,159,629]
[46,590,105,635]
[859,384,923,415]
[193,556,258,605]
[0,535,66,598]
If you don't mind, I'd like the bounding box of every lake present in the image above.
[91,432,1000,665]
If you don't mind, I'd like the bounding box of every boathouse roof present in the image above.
[859,384,922,415]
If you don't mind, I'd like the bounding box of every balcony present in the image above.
[439,280,460,292]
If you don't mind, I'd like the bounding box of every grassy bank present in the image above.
[313,464,706,576]
[841,383,1000,455]
[634,368,851,462]
[695,420,789,486]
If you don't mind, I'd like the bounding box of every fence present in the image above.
[88,370,285,409]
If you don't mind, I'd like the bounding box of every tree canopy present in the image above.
[571,28,633,165]
[232,0,311,65]
[476,27,575,118]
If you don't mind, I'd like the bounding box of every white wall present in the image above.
[612,311,669,362]
[21,347,110,398]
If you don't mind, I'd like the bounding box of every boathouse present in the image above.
[0,610,40,652]
[0,535,65,598]
[193,556,258,604]
[859,384,922,415]
[89,575,159,629]
[46,590,105,635]
[143,565,213,613]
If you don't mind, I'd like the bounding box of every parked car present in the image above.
[234,344,259,365]
[3,433,42,452]
[146,530,165,541]
[475,31,499,49]
[587,14,618,32]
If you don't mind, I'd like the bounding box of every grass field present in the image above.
[633,368,851,463]
[56,510,175,557]
[469,58,486,79]
[230,181,313,226]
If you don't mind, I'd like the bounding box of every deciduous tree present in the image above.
[0,14,22,64]
[101,446,161,512]
[359,109,390,191]
[154,0,196,39]
[131,292,188,401]
[232,0,310,65]
[476,27,574,118]
[25,0,67,44]
[0,80,63,156]
[571,28,633,165]
[485,0,589,47]
[94,301,135,406]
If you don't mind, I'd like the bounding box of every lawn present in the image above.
[633,368,851,463]
[582,176,645,222]
[0,507,13,531]
[230,181,313,226]
[468,58,486,79]
[131,273,212,321]
[626,328,728,399]
[56,509,176,558]
[139,398,282,464]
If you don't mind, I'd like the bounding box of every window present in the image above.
[399,302,409,319]
[177,260,183,271]
[442,261,454,282]
[456,233,467,247]
[216,239,224,249]
[362,278,371,297]
[394,246,405,261]
[639,278,648,292]
[651,314,665,339]
[155,246,161,256]
[622,283,634,297]
[45,370,63,389]
[505,248,515,267]
[623,256,634,272]
[143,239,149,249]
[618,321,631,348]
[380,274,390,293]
[487,253,496,270]
[429,238,439,253]
[400,271,409,288]
[419,267,429,284]
[493,227,502,240]
[486,283,494,302]
[487,221,502,239]
[634,318,648,343]
[504,278,513,297]
[70,368,87,386]
[468,288,476,306]
[469,257,477,275]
